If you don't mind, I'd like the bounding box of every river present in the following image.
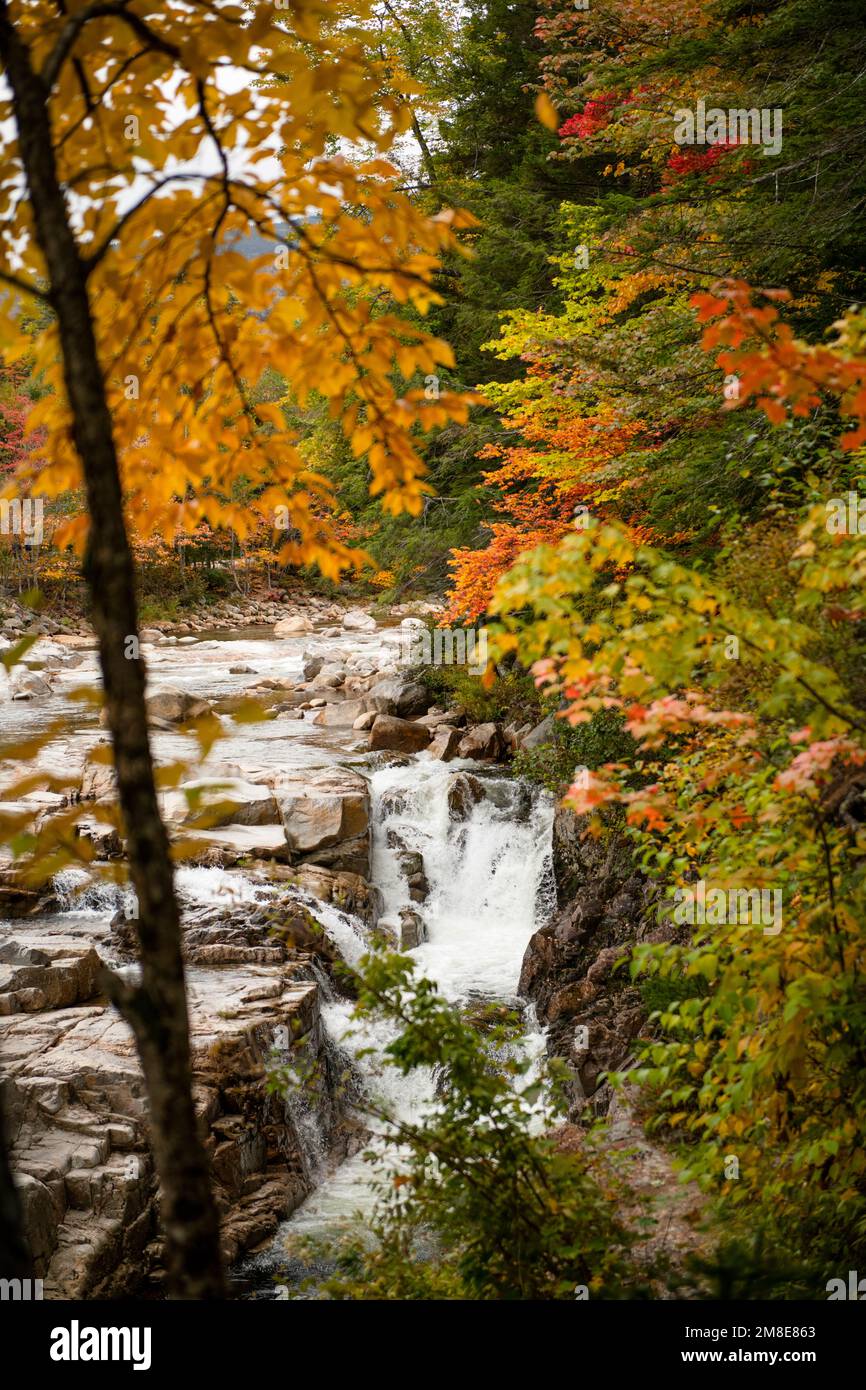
[0,619,556,1296]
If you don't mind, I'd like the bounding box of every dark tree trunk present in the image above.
[0,7,225,1299]
[0,1084,32,1283]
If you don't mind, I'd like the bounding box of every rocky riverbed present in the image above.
[0,599,563,1296]
[0,596,701,1298]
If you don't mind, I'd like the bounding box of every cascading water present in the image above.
[247,756,556,1286]
[6,625,558,1294]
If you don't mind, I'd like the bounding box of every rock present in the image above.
[368,715,431,754]
[427,726,462,761]
[414,707,466,729]
[1,926,343,1294]
[352,711,377,731]
[310,665,346,689]
[179,825,291,864]
[399,908,427,950]
[504,721,533,751]
[302,655,324,681]
[311,699,367,727]
[275,767,370,876]
[518,809,653,1110]
[273,614,313,636]
[288,865,383,926]
[364,677,429,718]
[457,722,503,760]
[397,851,429,903]
[341,609,377,632]
[448,772,490,821]
[229,665,256,675]
[146,688,212,724]
[160,780,279,828]
[139,628,163,644]
[0,946,101,1015]
[8,670,52,700]
[519,714,556,750]
[79,752,115,803]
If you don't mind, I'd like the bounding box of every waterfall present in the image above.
[249,758,556,1284]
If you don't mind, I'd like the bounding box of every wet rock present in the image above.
[518,809,654,1113]
[398,850,429,903]
[447,771,486,820]
[288,865,383,926]
[364,677,428,718]
[352,711,377,731]
[229,664,256,675]
[8,670,52,700]
[399,908,427,950]
[427,726,462,761]
[457,723,503,760]
[146,687,212,724]
[302,654,324,681]
[368,714,431,754]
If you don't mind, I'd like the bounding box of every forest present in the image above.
[0,0,865,1339]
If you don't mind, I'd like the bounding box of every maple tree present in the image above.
[0,0,474,1296]
[438,0,866,1282]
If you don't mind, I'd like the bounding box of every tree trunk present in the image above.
[0,1084,32,1284]
[0,7,225,1299]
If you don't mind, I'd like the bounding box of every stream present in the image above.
[0,620,557,1296]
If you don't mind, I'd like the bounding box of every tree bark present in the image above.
[0,1084,32,1284]
[0,6,225,1299]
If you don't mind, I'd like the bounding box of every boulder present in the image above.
[79,753,115,802]
[341,609,377,632]
[301,655,324,681]
[160,780,279,828]
[447,772,486,821]
[427,726,462,762]
[364,677,428,718]
[399,908,427,951]
[288,865,383,926]
[273,614,313,636]
[352,711,377,731]
[368,715,431,754]
[457,722,502,760]
[275,767,370,875]
[519,714,556,751]
[310,665,346,689]
[311,698,367,727]
[414,707,466,729]
[146,688,212,723]
[9,670,52,700]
